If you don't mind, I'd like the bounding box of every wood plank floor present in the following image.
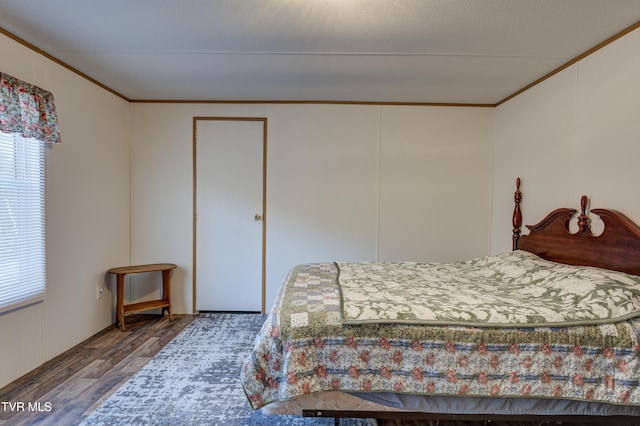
[0,314,195,426]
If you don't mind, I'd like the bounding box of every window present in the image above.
[0,71,59,313]
[0,131,46,313]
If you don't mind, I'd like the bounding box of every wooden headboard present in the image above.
[512,178,640,276]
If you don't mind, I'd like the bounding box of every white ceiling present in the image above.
[1,0,639,104]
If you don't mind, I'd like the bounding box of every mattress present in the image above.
[263,391,640,417]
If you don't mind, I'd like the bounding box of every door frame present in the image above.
[192,116,267,314]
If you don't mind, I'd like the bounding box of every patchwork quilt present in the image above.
[241,254,640,410]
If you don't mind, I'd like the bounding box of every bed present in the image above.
[241,178,640,424]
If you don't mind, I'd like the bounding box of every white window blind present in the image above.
[0,131,46,313]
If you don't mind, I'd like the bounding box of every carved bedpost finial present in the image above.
[577,195,590,233]
[512,178,522,250]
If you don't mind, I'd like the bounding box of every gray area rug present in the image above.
[81,313,375,426]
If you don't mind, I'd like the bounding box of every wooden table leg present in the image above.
[162,269,173,321]
[116,274,126,331]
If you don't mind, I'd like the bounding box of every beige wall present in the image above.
[491,27,640,253]
[0,34,131,387]
[378,106,494,262]
[131,103,494,313]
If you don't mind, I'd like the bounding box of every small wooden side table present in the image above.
[108,263,177,331]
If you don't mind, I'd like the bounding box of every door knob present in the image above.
[254,214,263,221]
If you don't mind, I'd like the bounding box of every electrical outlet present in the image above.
[96,280,105,300]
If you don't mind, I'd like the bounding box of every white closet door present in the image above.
[195,119,265,312]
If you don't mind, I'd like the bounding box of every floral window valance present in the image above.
[0,72,61,144]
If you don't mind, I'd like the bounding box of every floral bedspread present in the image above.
[337,251,640,327]
[241,260,640,410]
